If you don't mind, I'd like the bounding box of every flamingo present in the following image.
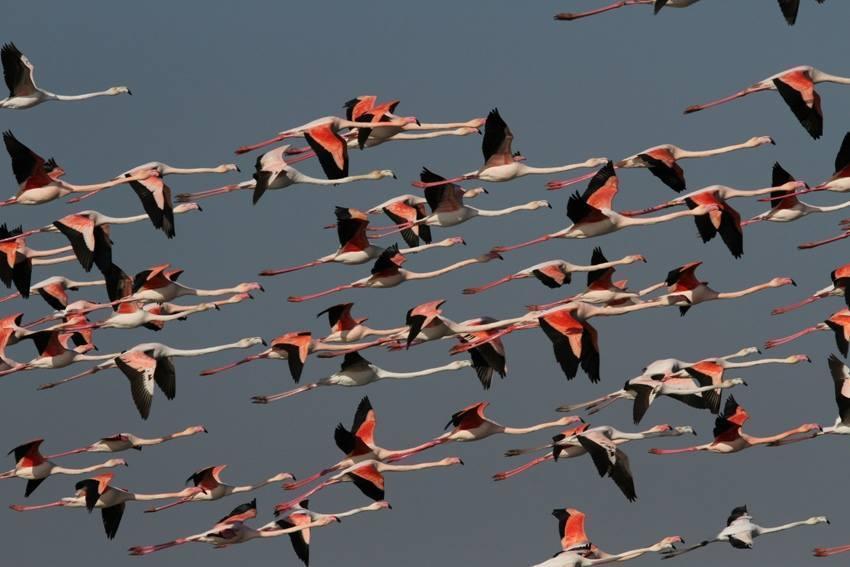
[283,396,459,492]
[128,499,336,556]
[35,337,266,419]
[0,43,130,109]
[250,352,474,404]
[45,425,207,458]
[463,247,645,295]
[287,245,503,303]
[410,109,607,188]
[623,180,805,258]
[235,112,420,154]
[771,355,850,447]
[546,136,774,193]
[765,308,850,356]
[648,396,822,455]
[778,0,828,25]
[773,262,850,315]
[3,204,201,272]
[373,168,551,239]
[199,331,362,382]
[143,465,295,513]
[744,164,850,229]
[554,1,702,22]
[258,207,464,276]
[275,458,462,513]
[0,131,150,206]
[683,66,850,139]
[491,162,718,253]
[0,275,104,309]
[381,402,584,464]
[556,352,807,420]
[0,328,114,377]
[66,160,240,205]
[316,303,407,343]
[177,145,396,205]
[647,261,796,316]
[271,500,390,566]
[543,507,683,565]
[9,472,197,539]
[0,439,126,497]
[662,505,828,558]
[0,225,77,296]
[113,263,262,304]
[56,298,223,332]
[363,189,488,247]
[494,424,694,482]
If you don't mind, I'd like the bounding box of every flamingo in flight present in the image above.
[259,207,464,277]
[0,225,77,296]
[623,180,806,258]
[46,425,207,458]
[0,328,115,378]
[283,396,459,493]
[363,189,487,248]
[36,337,266,419]
[773,262,850,315]
[0,275,104,309]
[492,162,718,253]
[411,109,607,188]
[178,145,396,205]
[0,43,130,109]
[648,396,822,456]
[143,465,295,513]
[532,507,683,567]
[373,168,551,240]
[745,163,850,228]
[765,308,850,356]
[273,499,390,566]
[0,439,126,497]
[287,245,503,303]
[235,112,418,155]
[684,66,850,139]
[662,505,828,559]
[646,261,796,316]
[316,303,407,343]
[0,131,150,206]
[2,204,201,272]
[250,352,475,404]
[275,458,463,513]
[112,263,262,305]
[9,472,198,539]
[546,135,774,193]
[199,331,361,382]
[557,351,807,420]
[554,1,701,22]
[66,160,240,204]
[494,423,694,482]
[128,499,335,556]
[463,247,645,295]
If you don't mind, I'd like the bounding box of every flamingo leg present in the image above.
[128,538,191,556]
[235,134,293,155]
[258,259,327,277]
[492,454,553,481]
[772,295,826,315]
[493,234,557,253]
[10,501,65,511]
[411,175,474,188]
[462,274,521,294]
[36,366,104,390]
[288,285,355,303]
[0,291,20,303]
[199,354,265,376]
[814,544,850,557]
[554,0,651,21]
[175,184,246,203]
[546,168,616,190]
[144,498,192,513]
[798,232,850,250]
[252,383,319,403]
[684,85,771,114]
[282,466,339,491]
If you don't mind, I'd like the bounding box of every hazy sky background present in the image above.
[1,2,849,566]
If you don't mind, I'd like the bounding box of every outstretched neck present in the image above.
[376,361,471,380]
[503,420,565,435]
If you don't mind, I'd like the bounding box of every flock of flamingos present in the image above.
[0,2,848,565]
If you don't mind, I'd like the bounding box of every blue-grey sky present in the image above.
[1,1,849,565]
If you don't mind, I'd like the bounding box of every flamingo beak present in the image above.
[261,339,268,346]
[235,166,241,173]
[127,90,133,96]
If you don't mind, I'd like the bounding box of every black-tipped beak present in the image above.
[415,119,421,126]
[127,90,133,96]
[770,138,776,145]
[392,173,397,179]
[387,503,393,509]
[261,339,268,346]
[756,348,762,354]
[214,304,221,311]
[259,285,265,292]
[123,462,129,467]
[806,356,812,363]
[196,204,204,212]
[827,519,831,524]
[546,203,552,209]
[791,279,797,287]
[236,165,241,173]
[742,380,749,387]
[691,429,698,436]
[578,416,586,423]
[202,427,209,433]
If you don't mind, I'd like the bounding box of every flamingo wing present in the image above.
[712,395,748,441]
[628,382,658,424]
[334,207,370,252]
[317,302,357,331]
[467,340,507,390]
[827,354,850,426]
[773,73,822,139]
[685,361,724,414]
[637,149,686,192]
[532,264,569,289]
[552,508,590,552]
[348,464,385,501]
[3,131,51,189]
[101,502,126,540]
[768,162,799,209]
[577,434,636,501]
[305,125,348,180]
[1,43,37,97]
[275,515,311,565]
[370,244,404,276]
[776,0,800,25]
[53,215,97,272]
[128,175,175,238]
[343,95,377,121]
[272,332,313,383]
[445,402,488,430]
[482,108,513,165]
[36,282,69,310]
[351,395,377,446]
[115,350,158,419]
[218,499,257,524]
[9,438,44,467]
[831,131,850,180]
[382,201,424,248]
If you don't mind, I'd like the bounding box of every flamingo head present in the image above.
[770,277,796,288]
[218,164,240,173]
[625,254,647,264]
[749,135,775,146]
[108,86,131,96]
[787,354,811,363]
[584,157,609,168]
[173,202,202,214]
[236,282,264,294]
[269,472,296,483]
[369,170,397,180]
